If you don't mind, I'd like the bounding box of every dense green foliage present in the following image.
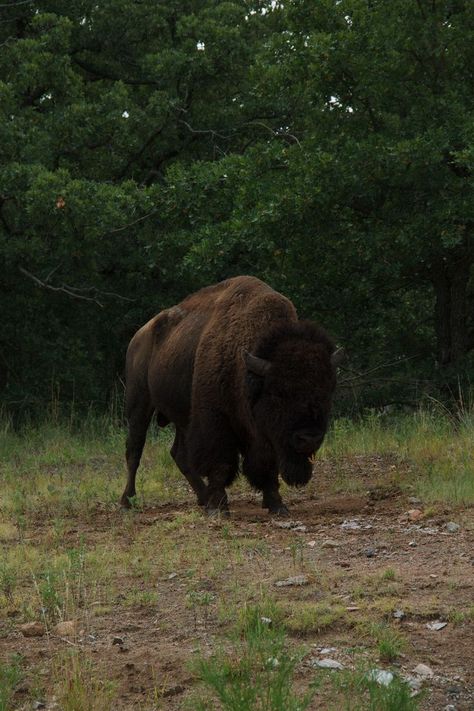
[1,0,473,414]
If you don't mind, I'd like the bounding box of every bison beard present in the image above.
[279,451,314,487]
[121,276,339,515]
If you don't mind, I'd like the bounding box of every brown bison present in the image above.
[121,276,341,515]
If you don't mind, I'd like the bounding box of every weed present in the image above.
[325,666,422,710]
[0,563,17,604]
[0,655,22,711]
[362,622,406,662]
[193,604,315,710]
[54,651,116,711]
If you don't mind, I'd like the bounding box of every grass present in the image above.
[0,656,22,711]
[324,408,474,504]
[191,604,315,711]
[323,666,422,711]
[53,651,116,711]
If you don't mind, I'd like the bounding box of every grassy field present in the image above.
[0,408,473,710]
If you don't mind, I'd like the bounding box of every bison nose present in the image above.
[292,431,323,455]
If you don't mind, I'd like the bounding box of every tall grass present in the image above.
[324,407,474,505]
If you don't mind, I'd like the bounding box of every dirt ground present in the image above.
[1,454,474,710]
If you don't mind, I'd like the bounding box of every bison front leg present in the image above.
[242,454,290,516]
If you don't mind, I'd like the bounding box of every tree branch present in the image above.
[19,267,135,307]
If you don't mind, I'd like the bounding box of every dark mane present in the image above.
[255,320,335,361]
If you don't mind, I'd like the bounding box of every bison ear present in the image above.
[244,351,271,377]
[331,347,345,368]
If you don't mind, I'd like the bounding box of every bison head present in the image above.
[245,321,341,486]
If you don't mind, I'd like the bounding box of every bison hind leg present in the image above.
[171,429,209,507]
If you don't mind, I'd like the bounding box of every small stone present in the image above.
[168,572,178,579]
[404,675,422,691]
[444,706,457,711]
[320,647,337,654]
[112,636,124,646]
[52,620,77,637]
[275,574,309,587]
[20,622,45,638]
[364,547,376,558]
[313,658,344,670]
[274,520,304,529]
[346,606,360,611]
[321,539,341,548]
[367,669,394,686]
[341,519,362,530]
[408,497,422,505]
[293,525,308,532]
[409,541,417,547]
[393,609,405,620]
[260,617,272,625]
[32,701,46,709]
[413,663,434,678]
[445,522,460,533]
[407,509,423,522]
[426,620,447,631]
[307,540,317,547]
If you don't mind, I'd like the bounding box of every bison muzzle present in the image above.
[121,276,341,515]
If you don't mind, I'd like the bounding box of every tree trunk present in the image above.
[431,253,472,367]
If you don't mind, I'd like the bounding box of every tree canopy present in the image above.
[1,0,473,415]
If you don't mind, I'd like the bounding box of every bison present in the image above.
[121,276,341,515]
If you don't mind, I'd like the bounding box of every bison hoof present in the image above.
[268,504,290,516]
[206,507,230,518]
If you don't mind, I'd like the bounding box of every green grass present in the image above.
[191,604,315,711]
[0,657,22,711]
[324,408,474,505]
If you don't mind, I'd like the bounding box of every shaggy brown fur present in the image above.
[121,276,338,514]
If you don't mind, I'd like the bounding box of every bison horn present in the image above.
[244,351,271,376]
[331,347,345,367]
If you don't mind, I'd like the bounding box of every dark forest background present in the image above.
[1,0,473,418]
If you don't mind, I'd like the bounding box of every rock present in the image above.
[364,547,376,558]
[307,540,317,547]
[404,675,422,691]
[408,497,422,505]
[320,647,337,654]
[32,701,46,709]
[341,519,362,530]
[20,622,45,637]
[407,509,423,522]
[393,609,405,620]
[168,572,178,579]
[52,620,77,637]
[445,522,460,533]
[346,606,360,611]
[444,706,457,711]
[273,520,304,529]
[367,669,394,686]
[112,636,124,645]
[313,658,344,670]
[274,574,309,587]
[413,663,434,678]
[426,620,447,631]
[409,541,417,547]
[321,539,341,548]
